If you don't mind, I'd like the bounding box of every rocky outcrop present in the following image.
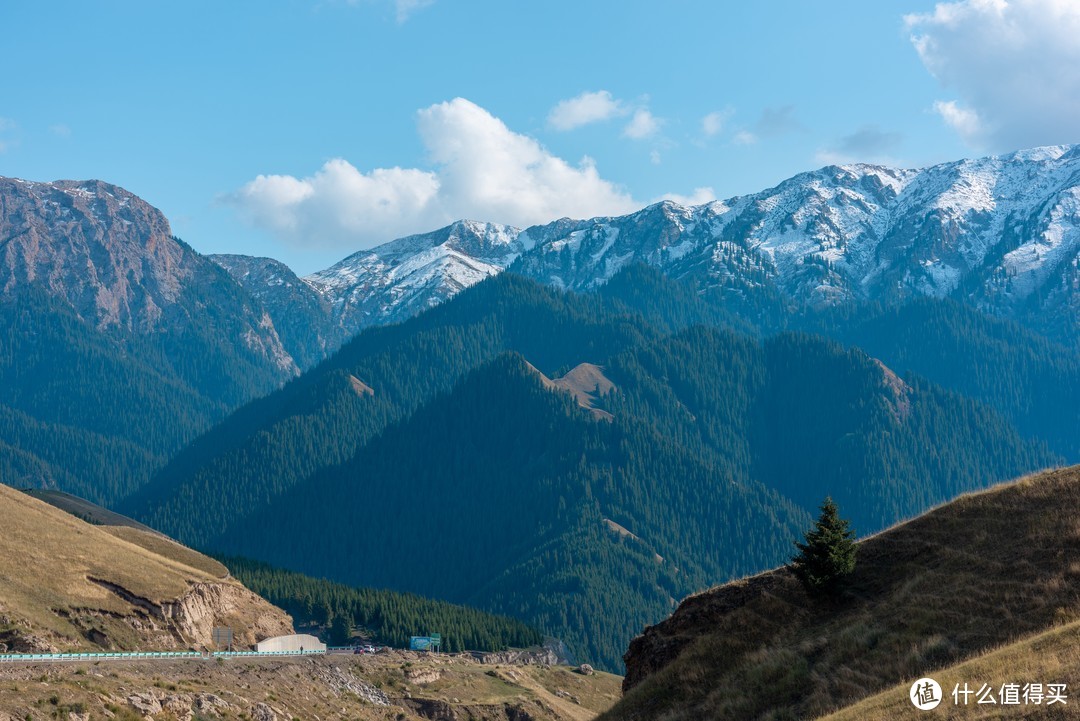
[73,576,292,651]
[469,647,561,666]
[621,571,794,692]
[311,663,390,706]
[126,692,163,716]
[405,666,442,684]
[402,698,540,721]
[250,702,280,721]
[163,582,293,649]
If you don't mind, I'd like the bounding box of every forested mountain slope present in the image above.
[0,177,301,504]
[123,274,658,546]
[128,274,1058,670]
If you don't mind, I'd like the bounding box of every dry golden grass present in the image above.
[818,619,1080,720]
[101,526,230,579]
[20,489,159,533]
[0,483,272,651]
[603,466,1080,721]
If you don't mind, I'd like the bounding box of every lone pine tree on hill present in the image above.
[791,496,857,595]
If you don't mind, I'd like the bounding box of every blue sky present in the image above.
[2,0,1078,274]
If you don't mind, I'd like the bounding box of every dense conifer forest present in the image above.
[223,557,544,653]
[120,272,1063,670]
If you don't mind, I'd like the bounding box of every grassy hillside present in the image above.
[820,619,1080,720]
[0,483,290,653]
[604,465,1080,721]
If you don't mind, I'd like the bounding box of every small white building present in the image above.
[255,633,326,653]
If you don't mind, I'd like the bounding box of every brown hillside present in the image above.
[819,618,1080,720]
[0,483,291,654]
[529,361,616,421]
[604,465,1080,721]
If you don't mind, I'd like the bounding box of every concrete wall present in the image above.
[255,633,326,653]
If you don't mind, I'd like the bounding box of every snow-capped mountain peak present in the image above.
[302,220,524,336]
[218,145,1080,350]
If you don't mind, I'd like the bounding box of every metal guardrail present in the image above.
[0,649,328,663]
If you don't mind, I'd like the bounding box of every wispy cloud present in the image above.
[548,90,627,131]
[815,125,904,165]
[752,105,804,138]
[391,0,433,23]
[932,100,982,145]
[732,130,757,146]
[654,187,716,206]
[730,105,804,147]
[0,117,17,153]
[342,0,434,24]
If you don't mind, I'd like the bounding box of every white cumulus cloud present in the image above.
[906,0,1080,150]
[548,90,627,131]
[226,98,639,250]
[932,100,983,144]
[623,109,661,139]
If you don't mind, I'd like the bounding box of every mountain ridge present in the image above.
[218,144,1080,348]
[126,272,1059,670]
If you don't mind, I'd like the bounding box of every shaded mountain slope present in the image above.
[124,273,658,548]
[195,316,1054,670]
[211,352,809,670]
[0,177,305,504]
[815,298,1080,460]
[210,253,335,369]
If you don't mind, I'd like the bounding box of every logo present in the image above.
[910,677,943,710]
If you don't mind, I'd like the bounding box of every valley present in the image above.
[1,142,1077,717]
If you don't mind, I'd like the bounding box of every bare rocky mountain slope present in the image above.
[0,177,293,372]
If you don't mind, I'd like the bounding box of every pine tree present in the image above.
[791,497,857,595]
[330,613,354,646]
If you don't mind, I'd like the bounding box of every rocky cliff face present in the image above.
[37,577,294,654]
[619,572,789,693]
[0,176,297,377]
[166,581,293,649]
[209,253,333,370]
